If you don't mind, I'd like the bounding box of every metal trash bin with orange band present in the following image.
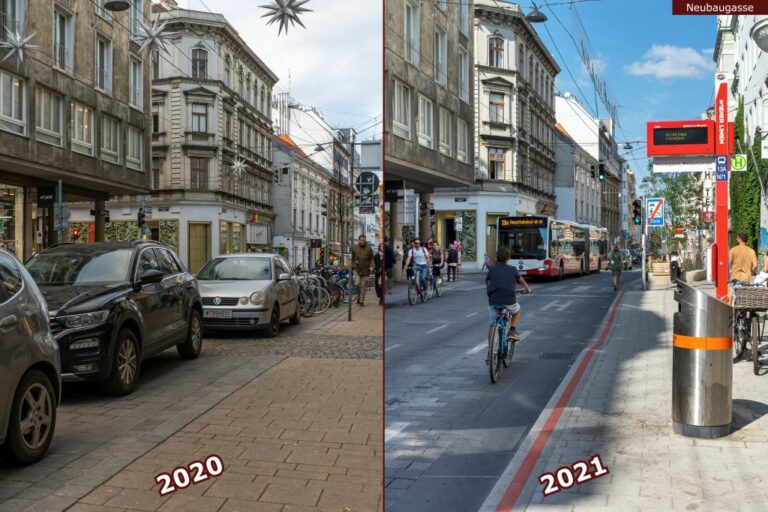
[672,281,733,438]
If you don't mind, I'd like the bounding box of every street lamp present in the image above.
[623,142,633,150]
[104,0,131,11]
[526,3,547,23]
[751,18,768,53]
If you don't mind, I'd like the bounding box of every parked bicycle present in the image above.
[732,280,768,375]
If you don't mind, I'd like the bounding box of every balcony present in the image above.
[223,137,235,154]
[152,132,169,147]
[183,131,217,149]
[481,120,514,141]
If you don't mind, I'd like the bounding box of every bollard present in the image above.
[672,280,733,438]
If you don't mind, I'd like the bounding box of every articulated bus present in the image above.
[583,225,609,273]
[497,216,588,279]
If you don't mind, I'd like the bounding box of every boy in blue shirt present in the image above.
[486,247,531,358]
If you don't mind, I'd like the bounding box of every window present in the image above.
[519,45,525,76]
[1,0,23,42]
[260,86,266,113]
[459,47,469,103]
[393,80,411,139]
[459,0,469,34]
[35,86,62,144]
[404,0,420,65]
[438,108,451,156]
[152,157,162,189]
[0,251,21,303]
[95,35,112,93]
[225,110,232,139]
[489,147,505,179]
[101,115,120,164]
[127,126,143,170]
[238,65,244,96]
[191,48,207,79]
[224,55,231,87]
[95,0,111,20]
[489,37,504,68]
[54,7,73,72]
[489,93,505,123]
[191,103,207,132]
[152,103,159,133]
[417,95,433,148]
[457,119,468,163]
[129,57,143,109]
[129,0,142,36]
[191,158,208,190]
[434,27,447,85]
[246,75,251,104]
[70,102,94,155]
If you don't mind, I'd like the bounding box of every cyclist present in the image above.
[430,241,444,280]
[405,238,431,292]
[486,247,531,361]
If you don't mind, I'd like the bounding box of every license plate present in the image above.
[519,271,527,275]
[204,309,232,319]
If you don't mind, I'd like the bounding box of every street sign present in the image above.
[715,155,728,181]
[731,154,747,172]
[646,198,664,227]
[356,172,380,193]
[701,211,715,224]
[37,187,55,208]
[54,202,70,230]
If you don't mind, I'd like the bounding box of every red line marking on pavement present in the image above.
[495,291,625,511]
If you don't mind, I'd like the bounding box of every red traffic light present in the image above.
[72,229,80,240]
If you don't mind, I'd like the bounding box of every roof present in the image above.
[272,134,310,159]
[554,123,575,142]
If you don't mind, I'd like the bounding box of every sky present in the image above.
[179,0,383,141]
[527,0,717,186]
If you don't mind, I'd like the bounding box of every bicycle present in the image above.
[732,281,768,375]
[407,265,430,306]
[488,289,530,383]
[432,264,444,298]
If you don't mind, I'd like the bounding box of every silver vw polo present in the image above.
[196,253,300,336]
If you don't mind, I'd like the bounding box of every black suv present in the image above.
[25,241,203,395]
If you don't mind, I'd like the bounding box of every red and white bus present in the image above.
[497,217,588,279]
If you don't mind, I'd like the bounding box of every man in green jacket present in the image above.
[351,234,374,306]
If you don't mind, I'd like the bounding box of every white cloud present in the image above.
[184,0,382,134]
[624,45,714,79]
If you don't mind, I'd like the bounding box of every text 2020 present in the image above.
[155,454,225,496]
[538,454,609,496]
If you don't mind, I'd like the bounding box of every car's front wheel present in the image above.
[1,370,57,465]
[265,304,280,337]
[177,309,203,359]
[102,328,140,396]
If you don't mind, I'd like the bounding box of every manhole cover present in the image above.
[539,352,577,361]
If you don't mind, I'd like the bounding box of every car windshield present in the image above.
[26,248,133,286]
[197,257,273,281]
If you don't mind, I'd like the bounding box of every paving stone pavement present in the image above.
[0,304,382,512]
[511,288,768,511]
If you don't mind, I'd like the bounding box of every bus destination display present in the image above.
[652,127,709,146]
[499,217,546,228]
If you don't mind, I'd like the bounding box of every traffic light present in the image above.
[598,164,606,182]
[590,164,596,179]
[72,228,80,240]
[137,208,146,226]
[632,199,642,225]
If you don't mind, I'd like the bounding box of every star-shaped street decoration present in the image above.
[260,0,312,36]
[132,18,178,55]
[0,26,38,71]
[231,157,248,179]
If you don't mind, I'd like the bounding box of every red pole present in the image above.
[714,81,729,300]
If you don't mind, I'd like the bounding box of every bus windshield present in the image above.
[501,227,548,260]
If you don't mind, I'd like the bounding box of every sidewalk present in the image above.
[487,287,768,511]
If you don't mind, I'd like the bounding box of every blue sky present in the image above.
[531,0,717,185]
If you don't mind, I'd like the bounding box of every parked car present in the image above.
[25,241,203,396]
[0,249,61,465]
[621,249,633,270]
[197,253,300,336]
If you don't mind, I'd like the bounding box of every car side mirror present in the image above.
[139,269,164,285]
[278,273,291,281]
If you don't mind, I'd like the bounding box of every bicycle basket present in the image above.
[732,287,768,310]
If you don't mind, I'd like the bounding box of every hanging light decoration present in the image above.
[260,0,312,35]
[104,0,131,11]
[526,3,548,23]
[0,27,38,71]
[231,157,248,178]
[133,18,178,55]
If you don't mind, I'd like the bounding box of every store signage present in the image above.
[310,239,322,248]
[37,187,55,208]
[672,1,768,15]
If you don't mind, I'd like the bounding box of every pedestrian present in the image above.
[405,239,416,280]
[452,240,463,281]
[384,237,395,295]
[669,251,682,282]
[608,244,623,291]
[729,232,757,284]
[446,242,459,282]
[375,242,385,305]
[351,234,374,306]
[482,252,490,271]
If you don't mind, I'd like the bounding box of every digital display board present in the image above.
[499,217,547,228]
[653,127,709,146]
[647,120,715,156]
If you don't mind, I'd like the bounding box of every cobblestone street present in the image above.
[0,305,382,512]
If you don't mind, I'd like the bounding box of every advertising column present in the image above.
[714,73,731,299]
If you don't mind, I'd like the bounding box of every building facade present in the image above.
[72,5,279,272]
[553,123,600,227]
[272,134,330,269]
[384,0,475,252]
[0,0,152,260]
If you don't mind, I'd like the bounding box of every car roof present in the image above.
[213,253,276,258]
[38,240,165,254]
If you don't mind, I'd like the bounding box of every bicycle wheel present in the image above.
[299,288,314,318]
[753,314,760,375]
[734,311,747,359]
[328,283,344,307]
[489,323,502,383]
[502,336,515,368]
[315,287,331,314]
[435,274,444,297]
[408,281,419,306]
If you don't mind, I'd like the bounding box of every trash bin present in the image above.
[672,281,733,438]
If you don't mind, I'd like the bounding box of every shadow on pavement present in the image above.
[731,398,768,433]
